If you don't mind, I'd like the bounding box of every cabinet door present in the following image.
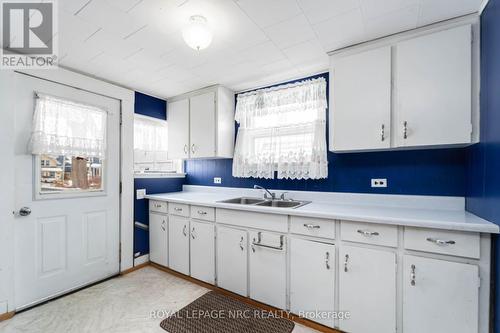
[395,25,472,147]
[190,220,215,284]
[168,215,190,275]
[339,245,396,333]
[331,46,391,151]
[216,226,248,296]
[189,92,216,158]
[403,255,479,333]
[149,213,168,267]
[249,231,287,309]
[290,238,335,328]
[167,99,190,159]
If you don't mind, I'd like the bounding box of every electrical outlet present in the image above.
[214,177,222,184]
[371,178,387,188]
[136,189,146,199]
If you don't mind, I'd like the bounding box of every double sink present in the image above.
[219,197,310,209]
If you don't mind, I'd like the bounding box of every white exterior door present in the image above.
[168,215,190,275]
[216,226,247,296]
[190,220,215,284]
[395,25,472,147]
[403,255,479,333]
[149,213,168,267]
[167,99,190,159]
[290,238,335,328]
[249,231,287,309]
[339,246,396,333]
[13,73,120,310]
[189,92,215,158]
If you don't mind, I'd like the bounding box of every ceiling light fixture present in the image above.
[182,15,213,51]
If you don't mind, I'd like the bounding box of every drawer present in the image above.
[191,205,215,222]
[290,216,335,239]
[341,221,398,247]
[168,202,190,217]
[404,227,480,259]
[149,200,167,214]
[217,209,288,233]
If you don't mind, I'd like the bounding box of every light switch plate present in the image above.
[136,189,146,199]
[214,177,222,184]
[371,178,387,188]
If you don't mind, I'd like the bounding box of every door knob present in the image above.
[16,207,31,216]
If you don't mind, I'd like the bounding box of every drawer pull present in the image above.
[426,237,456,246]
[303,223,320,229]
[239,236,244,251]
[197,210,207,215]
[357,229,380,237]
[251,232,284,252]
[325,252,331,270]
[174,207,183,212]
[155,204,161,208]
[183,225,187,237]
[410,264,416,286]
[344,254,349,272]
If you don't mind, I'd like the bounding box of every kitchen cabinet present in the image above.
[339,245,396,333]
[167,86,235,159]
[403,255,479,333]
[329,23,476,152]
[149,212,168,267]
[249,231,287,309]
[216,226,248,296]
[290,238,335,328]
[190,220,215,284]
[168,215,190,275]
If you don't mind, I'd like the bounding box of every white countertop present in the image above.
[144,186,499,234]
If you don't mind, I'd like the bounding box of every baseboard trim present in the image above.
[149,262,342,333]
[0,311,15,322]
[120,262,150,275]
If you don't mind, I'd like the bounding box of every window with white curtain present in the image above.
[133,114,182,173]
[233,78,328,180]
[30,93,107,194]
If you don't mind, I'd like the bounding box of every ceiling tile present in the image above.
[105,0,144,12]
[418,0,480,25]
[240,41,286,66]
[282,39,327,66]
[312,9,365,52]
[298,0,359,24]
[364,5,420,40]
[236,0,302,28]
[359,0,421,19]
[264,14,317,49]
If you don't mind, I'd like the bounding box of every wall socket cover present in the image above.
[214,177,222,184]
[136,189,146,199]
[371,178,388,188]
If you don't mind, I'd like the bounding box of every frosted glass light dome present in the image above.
[182,15,213,51]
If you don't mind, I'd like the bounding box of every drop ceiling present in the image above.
[54,0,482,98]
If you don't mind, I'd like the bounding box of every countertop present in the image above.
[145,188,499,234]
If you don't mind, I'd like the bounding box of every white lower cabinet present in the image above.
[190,220,215,284]
[168,215,190,275]
[403,255,479,333]
[339,245,396,333]
[249,231,287,309]
[290,238,335,328]
[149,213,168,267]
[216,226,248,296]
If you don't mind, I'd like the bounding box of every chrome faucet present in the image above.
[253,185,276,200]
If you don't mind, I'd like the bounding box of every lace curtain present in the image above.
[134,115,168,152]
[233,77,328,180]
[30,93,107,158]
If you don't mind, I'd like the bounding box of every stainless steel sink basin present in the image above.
[255,200,310,209]
[219,197,265,205]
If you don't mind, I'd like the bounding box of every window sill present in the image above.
[133,172,186,179]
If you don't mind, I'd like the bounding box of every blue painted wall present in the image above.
[466,0,500,330]
[185,73,467,196]
[133,92,184,258]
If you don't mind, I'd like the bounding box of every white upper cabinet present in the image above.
[331,47,392,151]
[329,21,477,152]
[395,25,472,147]
[167,86,235,159]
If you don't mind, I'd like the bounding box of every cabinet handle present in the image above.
[403,121,408,139]
[381,124,385,142]
[239,236,244,251]
[191,227,196,239]
[426,237,456,246]
[183,225,187,237]
[174,207,183,212]
[303,224,320,229]
[325,252,331,270]
[251,232,284,252]
[161,220,166,232]
[197,210,207,215]
[191,144,196,154]
[357,229,380,237]
[184,144,188,154]
[410,264,416,286]
[344,254,349,272]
